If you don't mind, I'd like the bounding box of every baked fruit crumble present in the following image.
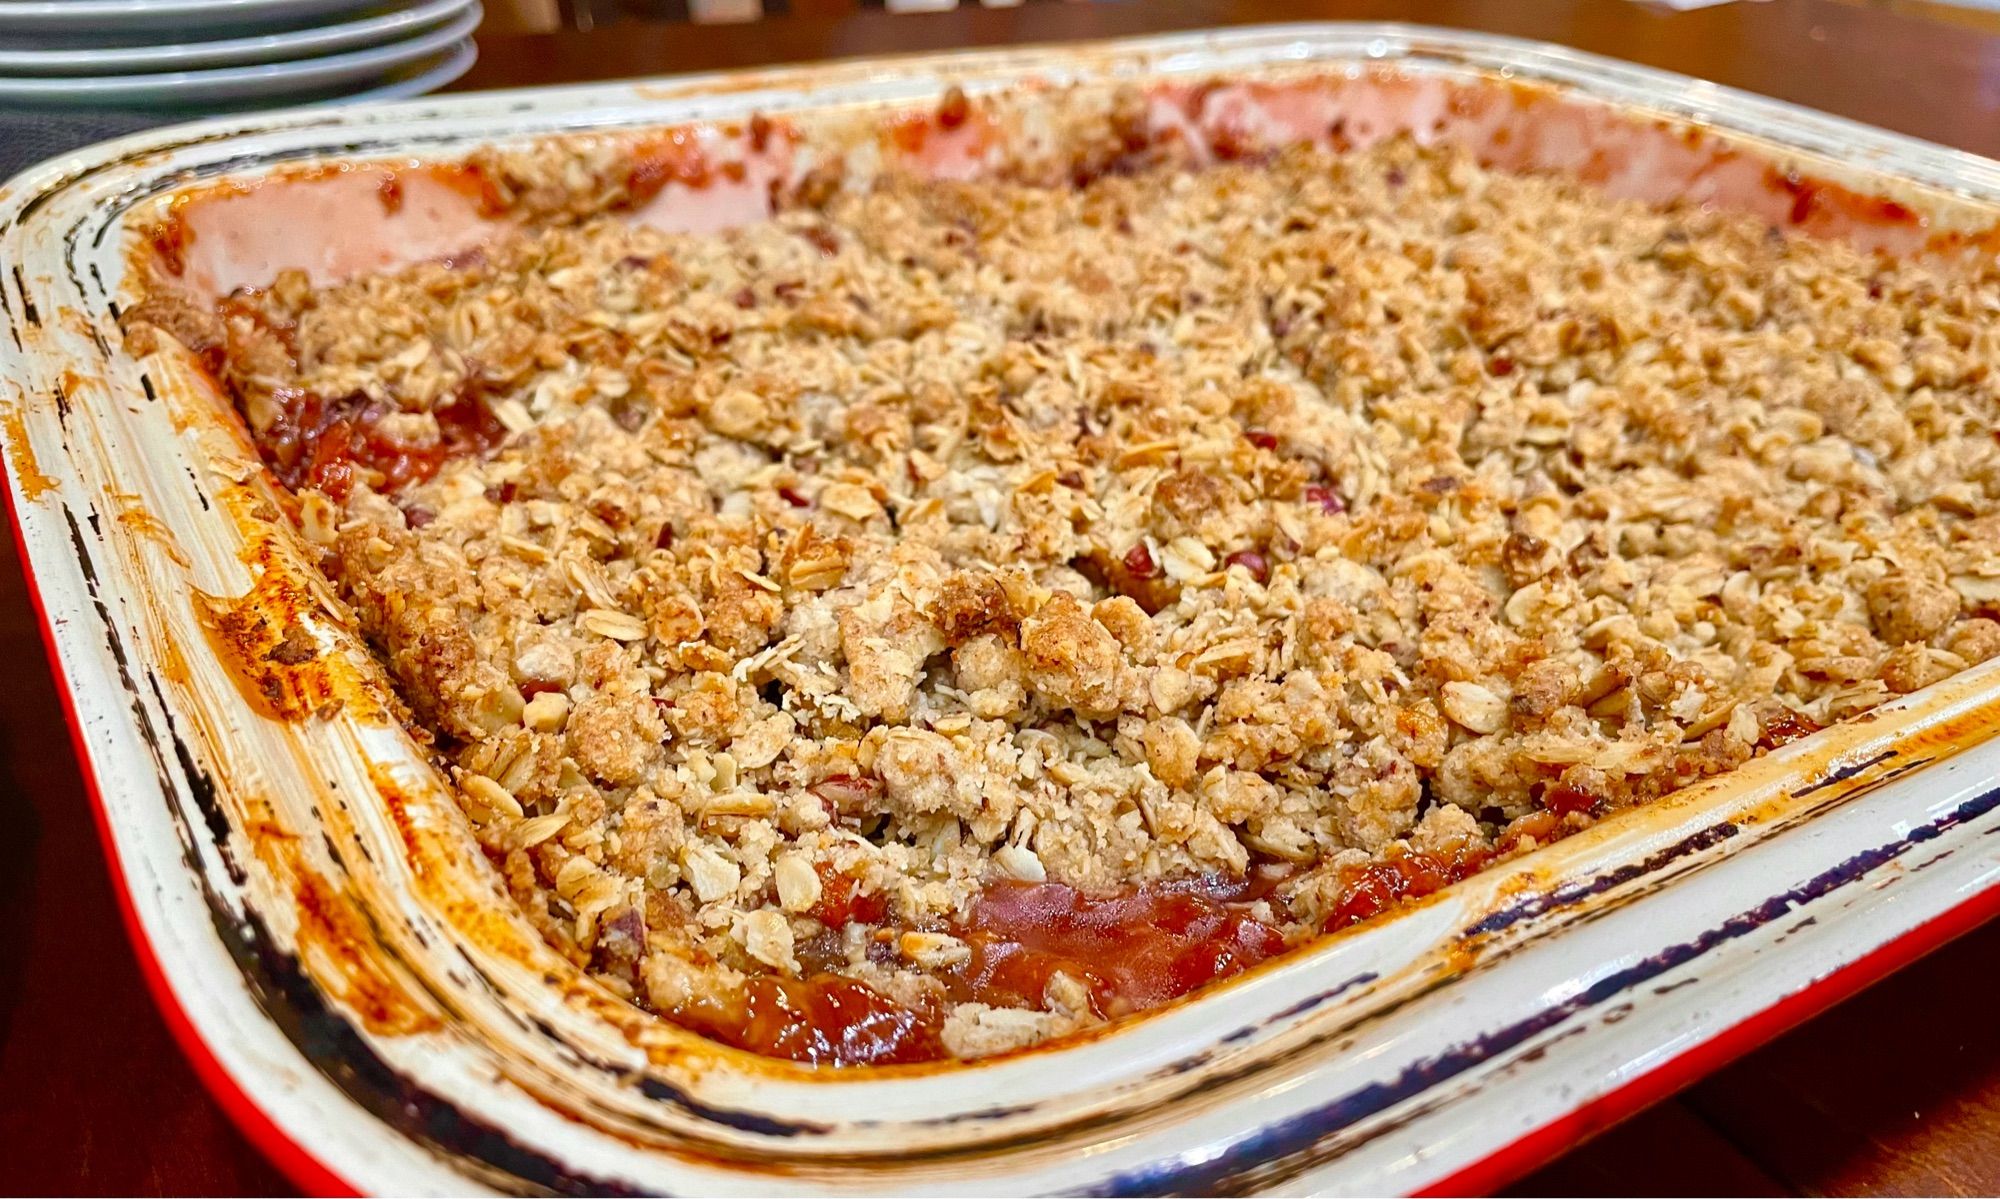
[137,88,2000,1065]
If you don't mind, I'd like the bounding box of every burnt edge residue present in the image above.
[1463,819,1742,938]
[260,828,443,1038]
[1103,969,1392,1102]
[1218,970,1383,1048]
[1465,748,1932,941]
[1792,749,1899,799]
[192,577,341,722]
[13,264,39,326]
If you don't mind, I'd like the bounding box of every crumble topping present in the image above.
[178,126,2000,1063]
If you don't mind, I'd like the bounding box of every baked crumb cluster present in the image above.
[190,123,2000,1060]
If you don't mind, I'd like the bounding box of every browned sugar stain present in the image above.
[2,404,56,501]
[193,579,338,722]
[186,532,394,727]
[112,495,191,569]
[246,805,441,1037]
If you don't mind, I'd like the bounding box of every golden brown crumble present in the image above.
[190,129,2000,1062]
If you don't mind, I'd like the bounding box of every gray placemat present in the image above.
[0,108,170,180]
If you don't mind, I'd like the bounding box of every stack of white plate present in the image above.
[0,0,479,108]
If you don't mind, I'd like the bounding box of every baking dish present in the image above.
[9,23,2000,1195]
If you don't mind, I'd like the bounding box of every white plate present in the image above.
[0,0,389,36]
[0,0,472,76]
[339,37,474,105]
[0,5,477,106]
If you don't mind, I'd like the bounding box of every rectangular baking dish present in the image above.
[9,24,2000,1196]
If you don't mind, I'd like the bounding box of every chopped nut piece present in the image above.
[899,931,972,969]
[706,389,769,439]
[300,492,341,545]
[681,844,741,903]
[993,843,1047,883]
[741,909,799,972]
[1440,681,1508,734]
[523,690,571,732]
[774,853,823,912]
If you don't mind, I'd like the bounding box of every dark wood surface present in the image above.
[6,0,2000,1193]
[459,0,2000,158]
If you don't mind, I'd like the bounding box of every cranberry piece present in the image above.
[654,523,676,549]
[403,505,436,528]
[938,85,971,129]
[1244,429,1279,451]
[1488,356,1516,377]
[1223,549,1269,585]
[608,394,648,432]
[1543,783,1604,818]
[1305,485,1345,515]
[1123,542,1161,578]
[778,486,812,509]
[1760,708,1823,749]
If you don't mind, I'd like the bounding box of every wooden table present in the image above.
[6,0,2000,1192]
